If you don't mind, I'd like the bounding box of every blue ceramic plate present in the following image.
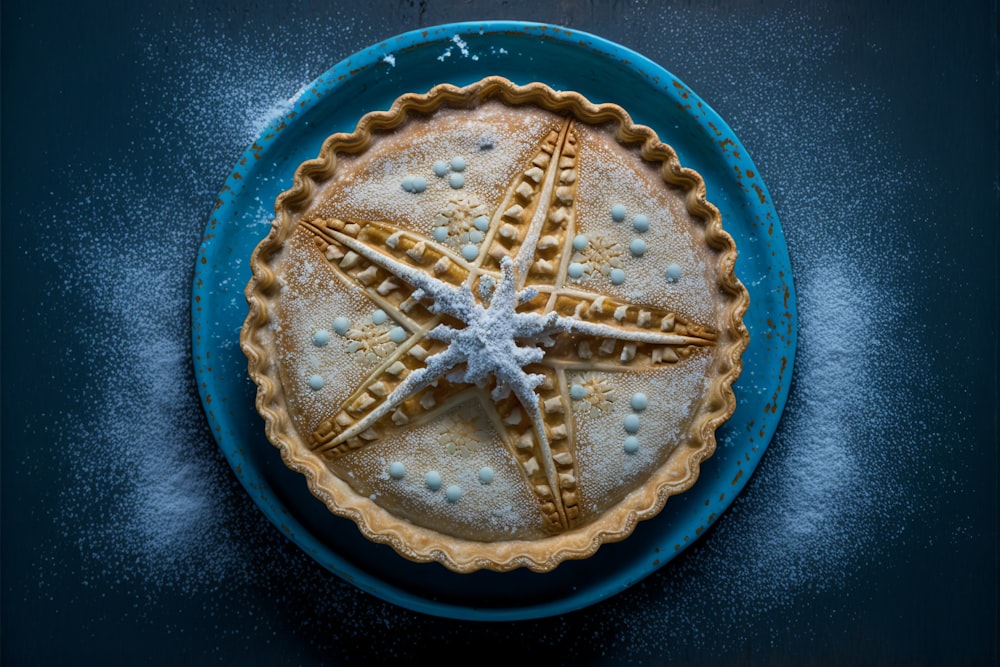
[192,21,796,621]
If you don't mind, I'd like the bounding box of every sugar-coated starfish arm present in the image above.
[543,317,713,347]
[330,229,475,321]
[327,344,467,448]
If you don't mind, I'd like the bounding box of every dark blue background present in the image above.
[2,1,996,664]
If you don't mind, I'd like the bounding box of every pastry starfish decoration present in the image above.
[301,120,717,532]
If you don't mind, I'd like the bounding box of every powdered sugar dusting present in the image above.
[37,14,399,622]
[25,7,969,659]
[576,7,956,658]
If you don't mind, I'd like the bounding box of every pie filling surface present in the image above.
[242,77,749,572]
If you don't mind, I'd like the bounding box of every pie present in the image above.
[240,76,749,573]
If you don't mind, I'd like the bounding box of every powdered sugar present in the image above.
[437,33,476,61]
[27,7,967,659]
[37,14,392,602]
[574,7,956,657]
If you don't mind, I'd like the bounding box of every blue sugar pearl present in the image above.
[632,214,649,232]
[624,436,640,454]
[611,204,626,222]
[630,238,647,257]
[433,160,449,177]
[609,268,626,285]
[666,263,683,282]
[623,414,640,433]
[333,317,351,335]
[425,471,442,491]
[312,329,331,346]
[461,244,479,261]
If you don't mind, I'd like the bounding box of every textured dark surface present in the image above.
[2,1,997,664]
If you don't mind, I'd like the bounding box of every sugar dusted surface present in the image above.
[311,103,554,235]
[571,355,713,516]
[275,232,383,434]
[344,398,548,541]
[18,5,988,664]
[572,123,714,324]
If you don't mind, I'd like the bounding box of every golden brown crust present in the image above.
[241,76,749,573]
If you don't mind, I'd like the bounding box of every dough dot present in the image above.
[312,329,331,346]
[666,263,683,282]
[624,414,640,433]
[333,317,351,335]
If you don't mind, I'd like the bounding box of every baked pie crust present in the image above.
[241,76,749,573]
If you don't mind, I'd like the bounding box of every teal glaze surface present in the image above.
[191,21,796,620]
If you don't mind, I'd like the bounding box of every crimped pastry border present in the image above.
[241,76,750,573]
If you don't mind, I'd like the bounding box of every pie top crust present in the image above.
[241,76,749,573]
